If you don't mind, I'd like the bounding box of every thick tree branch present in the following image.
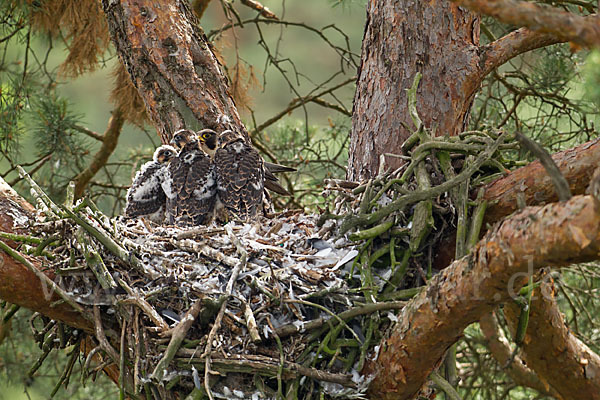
[504,281,600,400]
[480,27,560,77]
[0,179,92,332]
[73,107,125,199]
[366,195,600,399]
[482,138,600,224]
[101,0,247,144]
[479,312,560,397]
[435,138,600,270]
[452,0,600,48]
[468,8,598,94]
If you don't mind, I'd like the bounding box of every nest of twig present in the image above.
[32,209,373,399]
[5,120,523,399]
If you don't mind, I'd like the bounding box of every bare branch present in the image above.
[93,305,120,363]
[480,28,560,77]
[151,299,203,381]
[72,125,104,141]
[479,312,561,397]
[252,77,355,134]
[239,0,278,20]
[310,97,352,116]
[74,107,125,198]
[452,0,600,48]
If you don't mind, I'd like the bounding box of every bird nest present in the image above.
[31,210,371,399]
[7,126,523,399]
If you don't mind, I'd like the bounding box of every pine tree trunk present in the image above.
[101,0,246,144]
[348,0,480,181]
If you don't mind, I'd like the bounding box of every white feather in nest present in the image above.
[38,207,384,399]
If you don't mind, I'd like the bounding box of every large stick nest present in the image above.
[8,125,523,399]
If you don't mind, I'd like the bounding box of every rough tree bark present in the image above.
[348,0,480,180]
[365,195,600,399]
[348,3,600,394]
[347,0,592,181]
[101,0,247,144]
[434,138,600,270]
[452,0,600,48]
[504,280,600,400]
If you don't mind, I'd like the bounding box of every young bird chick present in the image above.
[170,129,198,151]
[124,145,177,223]
[199,129,265,220]
[164,129,217,226]
[196,129,218,157]
[197,129,292,197]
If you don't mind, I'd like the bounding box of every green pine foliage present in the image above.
[471,42,596,153]
[28,95,90,201]
[0,2,30,156]
[0,78,26,157]
[0,2,94,205]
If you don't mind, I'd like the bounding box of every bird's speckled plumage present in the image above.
[164,129,216,226]
[126,126,291,227]
[124,145,177,222]
[201,130,291,196]
[214,129,264,220]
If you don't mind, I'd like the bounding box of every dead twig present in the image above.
[240,0,278,19]
[151,299,204,382]
[201,224,248,399]
[516,131,572,201]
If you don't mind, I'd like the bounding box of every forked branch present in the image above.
[452,0,600,48]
